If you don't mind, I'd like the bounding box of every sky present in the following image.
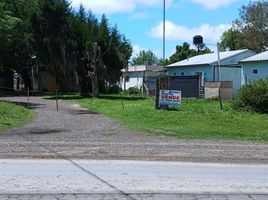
[68,0,251,59]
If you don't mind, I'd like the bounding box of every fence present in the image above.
[205,81,233,100]
[151,75,202,98]
[154,75,202,109]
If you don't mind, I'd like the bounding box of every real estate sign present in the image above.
[159,90,181,106]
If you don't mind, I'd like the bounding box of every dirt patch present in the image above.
[30,129,67,135]
[70,110,99,115]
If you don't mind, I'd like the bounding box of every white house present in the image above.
[166,49,256,96]
[120,65,165,91]
[240,51,268,84]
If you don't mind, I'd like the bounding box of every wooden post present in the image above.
[56,89,58,111]
[155,78,160,109]
[120,92,125,110]
[91,96,93,110]
[27,87,30,108]
[219,83,223,110]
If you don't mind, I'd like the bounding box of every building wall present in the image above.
[167,65,212,85]
[220,51,256,65]
[242,61,268,84]
[121,71,144,91]
[220,66,242,96]
[167,65,242,96]
[121,71,164,91]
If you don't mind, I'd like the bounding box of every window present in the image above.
[173,73,177,76]
[253,69,258,74]
[125,76,129,82]
[181,72,184,76]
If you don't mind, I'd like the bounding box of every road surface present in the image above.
[0,159,268,199]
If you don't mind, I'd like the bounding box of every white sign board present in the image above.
[159,90,181,106]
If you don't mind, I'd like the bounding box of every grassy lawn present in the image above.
[0,101,36,132]
[55,94,268,142]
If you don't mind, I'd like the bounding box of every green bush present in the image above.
[127,86,140,95]
[108,85,122,94]
[233,78,268,113]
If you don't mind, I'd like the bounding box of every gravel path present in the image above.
[0,96,267,163]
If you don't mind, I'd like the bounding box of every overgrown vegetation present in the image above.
[127,87,141,95]
[233,78,268,113]
[0,101,36,132]
[55,95,268,142]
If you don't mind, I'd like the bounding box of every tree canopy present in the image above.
[158,42,212,66]
[0,0,37,73]
[221,1,268,52]
[131,50,158,66]
[238,0,268,52]
[220,28,246,51]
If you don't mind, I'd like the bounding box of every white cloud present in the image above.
[189,0,238,9]
[70,0,173,14]
[150,21,231,43]
[132,44,147,58]
[131,44,162,59]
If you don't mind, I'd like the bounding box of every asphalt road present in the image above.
[0,159,268,200]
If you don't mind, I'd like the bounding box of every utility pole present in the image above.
[193,36,223,110]
[217,42,223,110]
[217,43,221,81]
[163,0,166,62]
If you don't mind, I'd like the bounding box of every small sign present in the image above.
[159,90,181,106]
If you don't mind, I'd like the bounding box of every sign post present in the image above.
[159,90,181,107]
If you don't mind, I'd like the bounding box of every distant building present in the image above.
[240,51,268,84]
[120,65,165,94]
[166,49,256,96]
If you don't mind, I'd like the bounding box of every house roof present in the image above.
[122,65,164,72]
[167,49,251,68]
[240,51,268,62]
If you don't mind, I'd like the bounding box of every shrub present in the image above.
[108,85,122,94]
[127,86,140,95]
[233,78,268,113]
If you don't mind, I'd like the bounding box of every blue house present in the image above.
[240,51,268,84]
[166,49,256,96]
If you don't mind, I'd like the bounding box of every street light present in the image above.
[193,35,223,110]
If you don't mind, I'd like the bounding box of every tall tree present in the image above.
[167,42,211,65]
[0,0,22,71]
[68,5,93,95]
[31,0,75,90]
[131,50,158,66]
[70,9,132,96]
[107,26,132,84]
[220,28,246,51]
[234,0,268,52]
[0,0,38,87]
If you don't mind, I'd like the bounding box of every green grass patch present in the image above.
[0,101,36,132]
[52,94,268,142]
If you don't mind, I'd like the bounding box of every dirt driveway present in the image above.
[0,96,267,163]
